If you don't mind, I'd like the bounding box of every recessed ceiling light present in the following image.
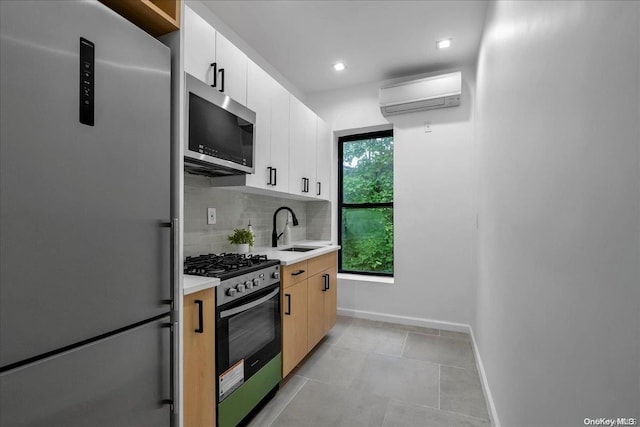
[436,39,452,49]
[333,62,346,71]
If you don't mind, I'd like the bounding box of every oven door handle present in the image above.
[219,287,280,319]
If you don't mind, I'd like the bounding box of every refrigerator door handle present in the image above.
[170,218,179,309]
[161,220,176,306]
[170,218,179,426]
[161,321,178,426]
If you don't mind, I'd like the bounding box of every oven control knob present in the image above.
[226,288,237,297]
[236,284,246,293]
[272,271,280,280]
[253,278,261,287]
[244,280,253,289]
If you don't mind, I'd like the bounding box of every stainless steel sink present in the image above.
[278,246,320,252]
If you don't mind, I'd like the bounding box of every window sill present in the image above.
[337,273,394,284]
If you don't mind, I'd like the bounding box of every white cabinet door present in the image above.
[183,5,216,85]
[304,105,318,193]
[270,81,290,193]
[289,96,317,197]
[315,117,332,200]
[303,105,318,197]
[215,32,247,106]
[289,96,306,196]
[246,60,273,189]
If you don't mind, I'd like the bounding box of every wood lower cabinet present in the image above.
[281,279,308,378]
[307,254,337,351]
[281,251,337,378]
[306,272,326,351]
[183,288,215,427]
[323,265,338,335]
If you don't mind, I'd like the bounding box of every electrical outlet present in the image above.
[424,121,433,133]
[207,208,216,225]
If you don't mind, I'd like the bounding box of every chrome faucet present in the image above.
[272,206,299,247]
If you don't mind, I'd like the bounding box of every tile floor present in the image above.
[248,316,492,427]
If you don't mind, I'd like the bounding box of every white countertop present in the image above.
[252,240,340,265]
[183,275,220,295]
[182,241,339,294]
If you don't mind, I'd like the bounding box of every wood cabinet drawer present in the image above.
[281,260,308,289]
[307,251,337,277]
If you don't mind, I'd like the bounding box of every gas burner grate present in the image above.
[184,253,272,278]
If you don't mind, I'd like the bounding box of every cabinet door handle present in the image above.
[273,168,277,186]
[218,68,225,92]
[291,269,305,276]
[267,167,273,185]
[316,181,321,196]
[285,294,291,315]
[326,274,330,290]
[194,299,204,333]
[210,62,217,88]
[322,274,328,291]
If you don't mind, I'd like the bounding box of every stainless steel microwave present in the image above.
[184,73,255,176]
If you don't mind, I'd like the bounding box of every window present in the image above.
[338,130,393,276]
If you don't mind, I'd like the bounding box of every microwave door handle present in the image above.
[219,287,280,319]
[210,62,217,88]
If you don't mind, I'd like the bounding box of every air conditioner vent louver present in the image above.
[379,71,461,116]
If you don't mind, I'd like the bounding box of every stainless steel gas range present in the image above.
[184,253,281,427]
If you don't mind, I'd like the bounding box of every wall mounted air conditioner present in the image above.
[379,71,461,116]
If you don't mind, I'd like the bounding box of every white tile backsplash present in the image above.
[184,173,331,256]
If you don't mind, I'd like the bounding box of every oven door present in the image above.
[216,282,281,402]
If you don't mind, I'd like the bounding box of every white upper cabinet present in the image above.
[269,80,290,194]
[245,60,273,190]
[185,7,333,200]
[214,32,247,106]
[184,6,216,85]
[289,96,317,197]
[315,117,332,201]
[231,60,290,194]
[183,6,247,106]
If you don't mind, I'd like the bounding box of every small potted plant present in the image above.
[227,228,255,254]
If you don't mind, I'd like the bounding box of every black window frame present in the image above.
[338,129,394,277]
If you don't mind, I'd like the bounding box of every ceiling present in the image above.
[200,1,489,95]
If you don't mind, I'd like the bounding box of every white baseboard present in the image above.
[468,325,501,427]
[337,307,470,333]
[337,307,501,427]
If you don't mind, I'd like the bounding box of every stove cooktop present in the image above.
[184,253,280,281]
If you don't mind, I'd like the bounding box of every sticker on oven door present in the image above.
[219,359,244,401]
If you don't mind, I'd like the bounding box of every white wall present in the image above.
[475,1,640,426]
[308,65,478,326]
